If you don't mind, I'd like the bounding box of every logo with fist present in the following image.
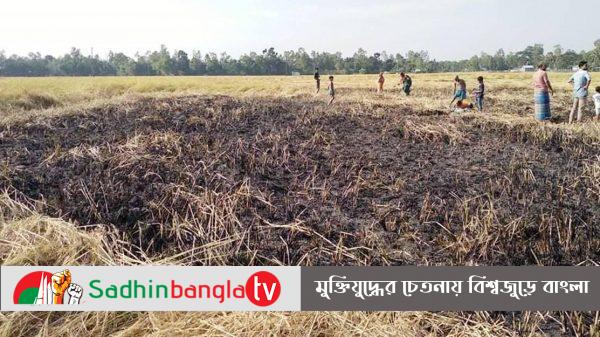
[13,269,84,305]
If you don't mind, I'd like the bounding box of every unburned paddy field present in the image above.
[0,74,599,336]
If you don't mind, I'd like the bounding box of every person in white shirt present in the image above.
[568,61,592,123]
[593,86,600,121]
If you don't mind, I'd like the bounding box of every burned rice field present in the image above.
[1,95,598,267]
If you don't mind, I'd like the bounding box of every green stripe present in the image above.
[18,287,40,304]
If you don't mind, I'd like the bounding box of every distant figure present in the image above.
[314,67,321,94]
[450,76,467,107]
[327,75,335,105]
[400,72,412,96]
[472,76,485,112]
[593,86,600,121]
[568,61,592,123]
[377,72,385,93]
[532,63,554,121]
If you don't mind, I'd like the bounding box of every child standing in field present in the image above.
[314,67,321,94]
[327,75,335,105]
[593,86,600,121]
[472,76,485,112]
[378,72,385,93]
[450,75,467,107]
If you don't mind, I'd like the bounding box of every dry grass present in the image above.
[0,72,597,112]
[3,194,593,337]
[1,73,599,336]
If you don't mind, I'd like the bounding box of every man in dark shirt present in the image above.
[314,67,321,94]
[400,72,412,96]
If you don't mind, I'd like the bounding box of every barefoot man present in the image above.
[377,72,385,93]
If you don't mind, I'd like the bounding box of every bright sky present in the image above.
[1,0,599,60]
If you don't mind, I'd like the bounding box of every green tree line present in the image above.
[1,41,600,77]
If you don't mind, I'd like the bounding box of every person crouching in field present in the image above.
[450,76,467,107]
[377,72,385,93]
[400,72,412,96]
[327,75,335,105]
[593,86,600,121]
[314,67,321,94]
[472,76,485,112]
[455,99,474,111]
[568,61,591,124]
[532,63,554,122]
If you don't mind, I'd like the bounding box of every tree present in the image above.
[311,51,339,74]
[59,48,85,75]
[393,53,407,72]
[2,40,600,76]
[239,52,261,75]
[261,48,287,75]
[172,50,190,75]
[515,44,544,66]
[586,39,600,69]
[558,50,582,70]
[479,52,493,71]
[284,48,312,74]
[368,52,383,72]
[133,54,154,75]
[406,50,429,72]
[220,52,239,75]
[378,51,395,72]
[204,52,223,75]
[352,48,370,74]
[109,52,135,75]
[467,55,480,71]
[148,45,173,75]
[491,49,507,71]
[189,51,206,75]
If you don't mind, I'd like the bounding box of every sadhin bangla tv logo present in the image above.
[11,269,281,307]
[13,269,83,305]
[85,270,282,306]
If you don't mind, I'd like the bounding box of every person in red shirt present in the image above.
[532,63,554,121]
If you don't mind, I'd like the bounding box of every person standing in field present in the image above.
[532,63,554,121]
[327,75,335,105]
[593,86,600,121]
[568,61,592,124]
[314,67,321,94]
[377,72,385,93]
[450,75,467,107]
[472,76,485,112]
[400,72,412,96]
